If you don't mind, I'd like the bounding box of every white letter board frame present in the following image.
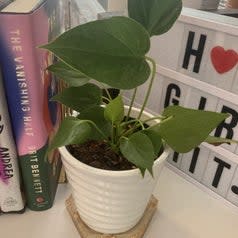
[123,7,238,209]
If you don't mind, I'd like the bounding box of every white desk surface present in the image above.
[1,166,238,238]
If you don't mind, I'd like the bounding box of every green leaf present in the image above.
[141,129,162,155]
[139,168,146,177]
[205,135,238,145]
[51,83,102,112]
[120,132,155,175]
[78,105,111,139]
[47,61,89,87]
[128,0,182,36]
[157,105,229,153]
[104,95,124,125]
[40,16,150,89]
[48,117,92,151]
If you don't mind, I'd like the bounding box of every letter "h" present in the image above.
[182,31,207,73]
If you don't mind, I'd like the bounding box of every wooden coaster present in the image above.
[58,166,67,183]
[65,195,158,238]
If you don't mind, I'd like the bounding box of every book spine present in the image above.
[0,68,25,213]
[0,0,13,10]
[0,0,64,211]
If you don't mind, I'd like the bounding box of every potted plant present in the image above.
[40,0,236,234]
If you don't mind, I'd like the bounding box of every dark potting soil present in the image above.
[66,140,137,171]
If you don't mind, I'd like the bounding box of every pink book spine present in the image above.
[0,0,63,210]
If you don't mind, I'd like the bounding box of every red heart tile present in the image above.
[210,46,238,74]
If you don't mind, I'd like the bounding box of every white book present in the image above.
[70,0,105,27]
[0,68,24,213]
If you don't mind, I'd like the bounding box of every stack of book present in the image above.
[0,0,70,212]
[0,0,110,213]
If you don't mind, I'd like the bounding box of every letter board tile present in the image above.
[202,151,237,197]
[184,87,219,111]
[226,166,238,206]
[160,76,190,109]
[178,23,215,81]
[231,69,238,95]
[203,33,238,91]
[140,73,165,114]
[107,0,127,11]
[235,144,238,156]
[182,0,203,9]
[122,73,165,114]
[149,22,185,71]
[167,152,183,169]
[98,0,127,11]
[180,145,210,182]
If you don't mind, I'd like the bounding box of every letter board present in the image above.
[123,7,238,208]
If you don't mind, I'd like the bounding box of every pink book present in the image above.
[0,0,70,211]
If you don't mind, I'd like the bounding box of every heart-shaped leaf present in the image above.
[104,95,124,125]
[40,17,151,89]
[141,129,162,155]
[78,105,111,139]
[48,117,92,152]
[157,105,229,153]
[47,61,89,87]
[120,132,155,174]
[51,83,102,112]
[128,0,182,36]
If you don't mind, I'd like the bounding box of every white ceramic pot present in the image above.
[59,107,170,234]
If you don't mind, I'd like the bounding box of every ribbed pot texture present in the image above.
[59,107,170,234]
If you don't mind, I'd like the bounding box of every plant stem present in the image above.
[146,115,173,130]
[102,96,110,103]
[120,119,144,129]
[105,88,112,100]
[112,123,115,144]
[110,124,120,152]
[159,115,173,124]
[120,116,165,139]
[120,122,142,138]
[137,56,157,120]
[126,88,137,121]
[100,83,112,101]
[86,120,108,140]
[142,115,166,124]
